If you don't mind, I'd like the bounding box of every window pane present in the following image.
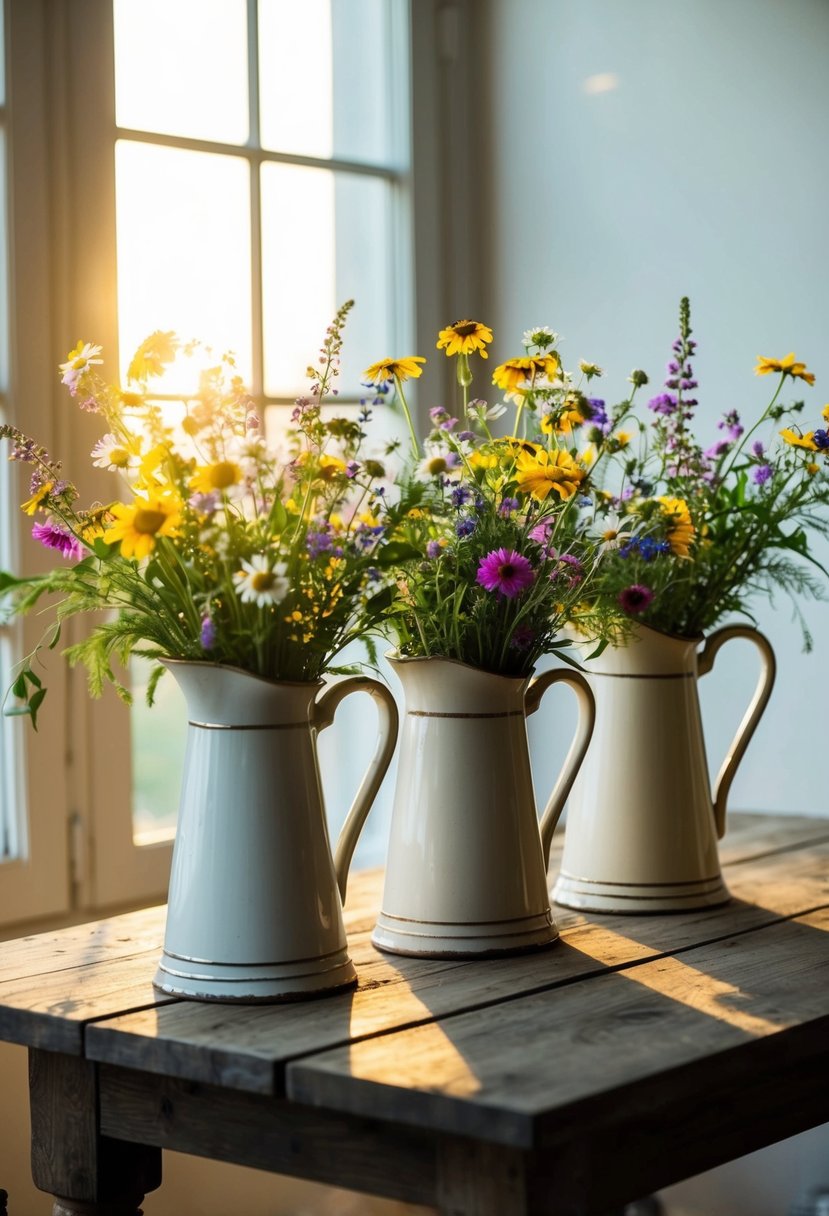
[115,140,252,391]
[261,163,395,396]
[131,657,186,845]
[114,0,248,144]
[259,0,397,165]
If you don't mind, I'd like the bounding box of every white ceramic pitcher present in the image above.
[154,661,398,1002]
[552,623,776,913]
[371,654,595,957]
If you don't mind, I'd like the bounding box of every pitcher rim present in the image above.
[161,657,325,690]
[385,649,531,686]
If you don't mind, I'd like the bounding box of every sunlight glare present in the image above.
[261,162,335,396]
[115,141,252,394]
[626,954,789,1037]
[258,0,333,158]
[114,0,248,144]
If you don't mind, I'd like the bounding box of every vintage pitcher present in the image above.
[154,661,398,1002]
[372,655,595,957]
[552,624,776,913]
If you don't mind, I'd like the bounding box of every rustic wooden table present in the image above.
[1,813,828,1216]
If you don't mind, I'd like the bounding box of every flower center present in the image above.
[426,457,448,475]
[133,508,167,535]
[499,563,516,579]
[453,322,478,337]
[210,461,239,489]
[110,447,130,468]
[251,571,274,592]
[603,528,618,542]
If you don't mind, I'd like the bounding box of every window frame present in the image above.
[0,0,471,926]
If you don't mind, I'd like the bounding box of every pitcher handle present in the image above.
[697,626,776,840]
[527,668,596,866]
[314,676,399,904]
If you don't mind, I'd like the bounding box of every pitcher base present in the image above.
[371,909,558,958]
[153,948,357,1003]
[552,871,730,914]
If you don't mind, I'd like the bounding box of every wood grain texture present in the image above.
[0,907,166,982]
[287,908,829,1149]
[97,1065,436,1207]
[28,1050,161,1205]
[84,839,829,1094]
[437,1139,528,1216]
[0,956,172,1053]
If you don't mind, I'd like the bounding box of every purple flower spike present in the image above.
[200,615,216,650]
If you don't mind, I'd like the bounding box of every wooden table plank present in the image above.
[0,906,167,983]
[286,908,829,1149]
[1,815,825,1066]
[83,837,829,1094]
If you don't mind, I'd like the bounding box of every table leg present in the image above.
[28,1049,161,1215]
[437,1138,529,1216]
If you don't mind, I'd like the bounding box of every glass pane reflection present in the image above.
[115,140,252,391]
[114,0,248,144]
[261,163,394,397]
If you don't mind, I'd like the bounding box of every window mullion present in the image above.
[247,0,263,398]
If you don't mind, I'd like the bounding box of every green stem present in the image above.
[395,376,421,460]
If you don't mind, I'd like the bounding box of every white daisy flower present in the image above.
[416,445,461,482]
[467,400,507,422]
[521,327,558,351]
[90,433,136,471]
[235,555,290,606]
[60,342,103,390]
[595,511,636,553]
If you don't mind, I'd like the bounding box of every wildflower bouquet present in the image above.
[363,320,622,676]
[580,298,829,643]
[1,302,395,725]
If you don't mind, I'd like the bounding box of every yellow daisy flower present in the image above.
[317,455,347,481]
[658,496,695,558]
[822,405,829,423]
[126,331,179,383]
[492,354,559,392]
[103,491,182,559]
[755,353,815,385]
[21,481,54,515]
[362,357,426,386]
[780,428,818,451]
[514,448,586,502]
[189,460,243,494]
[436,319,493,359]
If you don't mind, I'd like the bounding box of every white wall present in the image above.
[478,0,829,822]
[477,2,829,1211]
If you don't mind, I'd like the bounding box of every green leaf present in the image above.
[27,687,46,730]
[375,541,421,565]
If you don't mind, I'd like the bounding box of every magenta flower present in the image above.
[31,520,84,561]
[618,584,654,615]
[476,548,534,598]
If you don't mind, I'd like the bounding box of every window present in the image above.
[1,0,457,926]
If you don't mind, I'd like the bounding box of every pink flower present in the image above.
[476,548,534,598]
[32,520,85,561]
